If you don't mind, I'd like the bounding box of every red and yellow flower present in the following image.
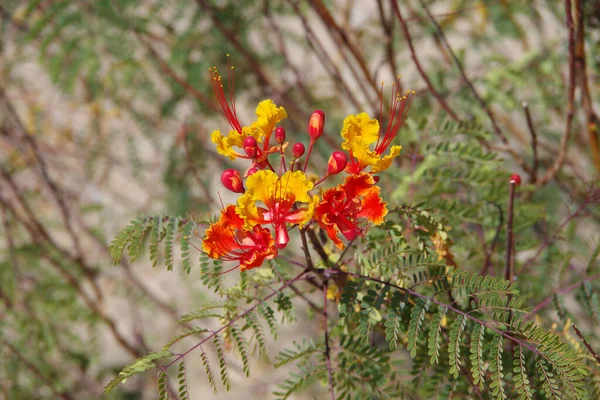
[209,68,287,160]
[342,86,414,174]
[314,173,387,249]
[201,62,414,273]
[236,170,319,248]
[202,205,278,271]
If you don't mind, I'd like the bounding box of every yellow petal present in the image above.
[245,170,280,205]
[279,170,313,203]
[298,194,319,227]
[371,145,402,172]
[255,99,287,137]
[211,130,238,160]
[236,193,261,230]
[340,112,380,150]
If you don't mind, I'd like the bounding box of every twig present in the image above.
[165,270,307,368]
[308,0,380,110]
[3,339,75,400]
[480,203,503,276]
[391,1,460,121]
[271,264,323,315]
[505,180,517,283]
[571,323,600,364]
[323,281,336,400]
[537,0,577,186]
[517,188,600,276]
[135,34,219,112]
[328,269,553,360]
[376,0,400,89]
[284,0,362,111]
[522,102,539,183]
[307,228,332,267]
[416,0,509,145]
[526,271,600,319]
[573,0,600,174]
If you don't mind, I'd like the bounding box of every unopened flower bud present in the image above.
[293,142,305,158]
[510,174,521,185]
[247,166,259,176]
[308,110,325,140]
[327,151,347,175]
[275,127,286,144]
[244,136,258,158]
[221,169,244,193]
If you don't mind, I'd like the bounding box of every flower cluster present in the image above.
[202,63,413,272]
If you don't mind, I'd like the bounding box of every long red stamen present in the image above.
[209,61,243,134]
[375,79,414,155]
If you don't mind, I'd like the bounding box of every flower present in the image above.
[211,99,287,160]
[221,169,244,193]
[308,110,325,140]
[341,86,413,174]
[236,170,319,248]
[202,205,278,271]
[314,173,387,249]
[209,67,287,160]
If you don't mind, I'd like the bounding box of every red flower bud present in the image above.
[327,151,347,175]
[243,136,258,158]
[308,110,325,140]
[275,127,286,144]
[243,136,257,148]
[510,174,521,185]
[292,142,305,158]
[221,169,245,193]
[247,166,259,176]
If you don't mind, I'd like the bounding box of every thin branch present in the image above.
[328,269,550,359]
[517,188,600,276]
[2,339,75,400]
[165,270,307,369]
[571,323,600,364]
[323,281,335,400]
[504,180,517,283]
[391,1,459,121]
[537,0,577,185]
[135,34,219,112]
[573,0,600,174]
[522,102,539,183]
[416,0,509,145]
[480,202,503,276]
[284,0,362,111]
[308,0,380,110]
[526,271,600,319]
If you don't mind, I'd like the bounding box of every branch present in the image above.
[522,102,539,183]
[573,0,600,174]
[164,270,308,369]
[517,188,600,276]
[504,179,517,283]
[2,339,75,400]
[391,1,460,121]
[480,202,503,276]
[537,0,577,185]
[323,282,335,400]
[571,323,600,364]
[526,271,600,319]
[417,0,509,144]
[328,269,550,360]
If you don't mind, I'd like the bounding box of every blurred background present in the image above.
[1,0,600,399]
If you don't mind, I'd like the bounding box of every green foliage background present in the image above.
[1,0,600,399]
